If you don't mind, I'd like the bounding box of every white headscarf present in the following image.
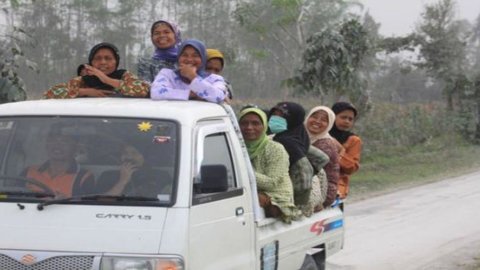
[304,106,336,144]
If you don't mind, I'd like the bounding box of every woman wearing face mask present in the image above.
[329,102,362,199]
[268,102,330,216]
[150,39,227,103]
[304,106,340,210]
[137,20,182,83]
[44,42,149,99]
[239,107,299,223]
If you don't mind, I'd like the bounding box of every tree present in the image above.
[232,0,360,97]
[288,19,372,111]
[416,0,468,110]
[0,0,35,103]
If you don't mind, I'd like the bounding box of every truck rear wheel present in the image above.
[300,249,325,270]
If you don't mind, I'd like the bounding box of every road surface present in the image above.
[327,170,480,270]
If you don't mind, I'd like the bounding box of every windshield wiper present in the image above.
[0,190,55,199]
[37,194,159,210]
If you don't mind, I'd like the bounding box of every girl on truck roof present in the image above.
[137,20,182,83]
[43,42,149,99]
[150,39,227,103]
[239,107,299,223]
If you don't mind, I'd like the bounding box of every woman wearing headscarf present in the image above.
[43,42,149,99]
[206,48,233,100]
[268,102,329,215]
[239,107,298,223]
[150,39,227,103]
[305,106,340,209]
[137,20,182,83]
[330,102,362,199]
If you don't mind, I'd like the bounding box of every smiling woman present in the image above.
[137,20,182,83]
[150,39,228,103]
[43,42,149,99]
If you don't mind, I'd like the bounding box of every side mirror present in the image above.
[196,164,229,193]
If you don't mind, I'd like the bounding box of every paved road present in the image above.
[327,171,480,270]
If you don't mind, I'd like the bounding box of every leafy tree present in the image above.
[232,0,360,97]
[288,19,372,111]
[0,0,35,103]
[416,0,468,110]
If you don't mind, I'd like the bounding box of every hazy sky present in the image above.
[358,0,480,36]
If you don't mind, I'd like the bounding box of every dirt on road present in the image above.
[327,171,480,270]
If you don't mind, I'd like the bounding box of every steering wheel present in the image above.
[0,175,56,196]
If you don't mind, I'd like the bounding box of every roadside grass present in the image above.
[349,135,480,201]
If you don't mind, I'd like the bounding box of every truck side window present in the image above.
[202,133,236,188]
[193,132,242,204]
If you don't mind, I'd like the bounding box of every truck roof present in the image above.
[0,98,229,122]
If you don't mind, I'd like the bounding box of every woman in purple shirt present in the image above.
[150,39,227,103]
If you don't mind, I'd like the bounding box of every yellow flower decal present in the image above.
[138,121,152,132]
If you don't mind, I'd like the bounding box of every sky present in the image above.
[358,0,480,36]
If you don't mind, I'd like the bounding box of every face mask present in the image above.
[268,115,288,134]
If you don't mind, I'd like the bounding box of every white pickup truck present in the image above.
[0,98,344,270]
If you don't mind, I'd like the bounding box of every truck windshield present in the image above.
[0,116,177,206]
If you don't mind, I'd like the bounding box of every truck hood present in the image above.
[0,202,167,254]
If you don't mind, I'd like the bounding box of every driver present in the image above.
[21,128,95,197]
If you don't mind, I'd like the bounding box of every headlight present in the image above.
[100,256,184,270]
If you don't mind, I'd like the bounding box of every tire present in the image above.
[300,251,325,270]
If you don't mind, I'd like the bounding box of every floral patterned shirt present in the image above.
[150,68,227,103]
[43,71,149,99]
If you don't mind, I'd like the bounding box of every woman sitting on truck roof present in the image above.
[239,107,299,223]
[43,42,149,99]
[150,39,227,103]
[137,19,182,83]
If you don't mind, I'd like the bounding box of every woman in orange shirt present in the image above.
[329,102,362,199]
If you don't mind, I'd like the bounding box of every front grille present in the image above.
[0,254,94,270]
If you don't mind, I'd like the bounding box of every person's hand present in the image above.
[119,162,137,184]
[178,63,197,82]
[83,64,109,82]
[189,90,200,100]
[78,88,115,97]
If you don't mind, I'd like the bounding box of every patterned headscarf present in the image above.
[175,39,209,79]
[151,20,182,62]
[304,106,336,144]
[239,108,269,160]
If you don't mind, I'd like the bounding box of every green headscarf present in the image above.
[239,108,269,159]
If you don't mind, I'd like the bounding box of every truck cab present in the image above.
[0,98,344,270]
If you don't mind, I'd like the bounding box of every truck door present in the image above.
[189,122,255,269]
